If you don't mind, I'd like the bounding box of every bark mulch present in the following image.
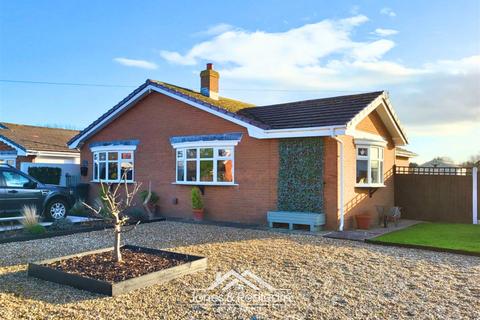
[46,247,187,283]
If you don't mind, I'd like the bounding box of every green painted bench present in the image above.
[267,211,326,232]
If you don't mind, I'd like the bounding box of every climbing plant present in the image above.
[277,138,324,212]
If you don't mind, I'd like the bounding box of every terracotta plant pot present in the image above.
[355,214,371,229]
[192,209,204,221]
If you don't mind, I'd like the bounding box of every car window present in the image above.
[2,171,30,188]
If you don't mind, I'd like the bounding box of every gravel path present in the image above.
[0,221,478,319]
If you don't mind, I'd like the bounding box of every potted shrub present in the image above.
[191,187,204,221]
[355,213,371,229]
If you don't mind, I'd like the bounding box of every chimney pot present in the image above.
[206,63,213,70]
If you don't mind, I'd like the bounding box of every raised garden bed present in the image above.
[28,245,207,296]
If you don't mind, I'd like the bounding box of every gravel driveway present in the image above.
[0,221,478,319]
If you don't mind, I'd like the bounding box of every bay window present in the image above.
[175,146,234,185]
[355,142,385,187]
[91,143,137,183]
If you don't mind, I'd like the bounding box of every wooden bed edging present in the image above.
[365,239,480,257]
[27,245,208,296]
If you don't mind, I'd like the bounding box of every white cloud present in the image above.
[371,28,398,37]
[113,57,158,70]
[159,16,480,162]
[160,15,419,89]
[193,23,236,36]
[380,7,396,17]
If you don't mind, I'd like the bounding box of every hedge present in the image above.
[28,167,62,185]
[277,138,324,213]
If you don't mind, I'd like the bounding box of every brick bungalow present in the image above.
[68,63,412,230]
[0,122,80,169]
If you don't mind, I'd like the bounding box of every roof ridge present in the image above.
[147,79,255,107]
[0,122,79,132]
[252,91,385,109]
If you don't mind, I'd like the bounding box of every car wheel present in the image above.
[45,199,68,220]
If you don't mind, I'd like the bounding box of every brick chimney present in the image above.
[200,63,219,100]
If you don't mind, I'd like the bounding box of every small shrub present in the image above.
[191,187,203,210]
[139,190,159,206]
[49,218,74,231]
[25,224,46,235]
[28,167,61,185]
[124,208,146,222]
[69,200,90,216]
[21,205,39,229]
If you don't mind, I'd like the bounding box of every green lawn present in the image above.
[371,223,480,254]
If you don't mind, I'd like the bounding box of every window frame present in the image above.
[91,145,136,183]
[355,143,385,188]
[0,156,17,167]
[174,145,236,186]
[0,170,33,189]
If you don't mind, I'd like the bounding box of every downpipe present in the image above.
[331,130,345,231]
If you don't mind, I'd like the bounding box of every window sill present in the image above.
[90,180,136,184]
[172,182,238,186]
[355,183,386,188]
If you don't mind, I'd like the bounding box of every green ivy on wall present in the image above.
[277,138,324,213]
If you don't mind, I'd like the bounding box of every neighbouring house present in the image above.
[422,157,457,167]
[68,63,410,230]
[0,122,80,168]
[395,147,418,167]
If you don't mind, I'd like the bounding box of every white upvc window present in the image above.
[355,142,385,187]
[175,146,235,185]
[0,157,16,167]
[91,146,136,183]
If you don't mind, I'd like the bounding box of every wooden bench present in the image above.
[267,211,325,232]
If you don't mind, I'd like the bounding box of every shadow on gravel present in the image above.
[0,220,280,268]
[0,269,103,304]
[289,234,480,267]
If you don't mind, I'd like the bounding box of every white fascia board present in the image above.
[346,92,408,146]
[253,126,347,139]
[354,139,387,147]
[171,140,240,149]
[0,154,17,160]
[350,130,387,142]
[68,85,264,149]
[90,145,138,152]
[68,84,355,147]
[395,149,417,158]
[27,150,80,158]
[0,137,26,156]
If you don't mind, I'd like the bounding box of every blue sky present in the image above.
[0,0,479,163]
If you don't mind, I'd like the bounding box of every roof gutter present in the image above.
[330,129,344,231]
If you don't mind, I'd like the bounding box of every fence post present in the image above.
[473,167,478,225]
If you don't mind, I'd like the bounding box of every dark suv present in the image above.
[0,164,74,220]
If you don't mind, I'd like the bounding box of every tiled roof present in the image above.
[237,91,385,130]
[68,80,264,146]
[0,122,79,153]
[68,79,390,147]
[149,81,254,113]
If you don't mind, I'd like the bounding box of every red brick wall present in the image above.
[323,110,396,230]
[395,156,410,167]
[323,137,339,229]
[80,92,278,224]
[15,155,36,170]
